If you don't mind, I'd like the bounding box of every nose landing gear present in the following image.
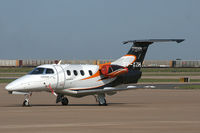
[23,99,30,106]
[23,93,32,107]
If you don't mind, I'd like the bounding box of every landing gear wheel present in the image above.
[99,99,107,106]
[97,94,107,106]
[22,93,32,107]
[61,97,69,106]
[23,99,30,107]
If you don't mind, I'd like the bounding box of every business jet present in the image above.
[5,39,184,106]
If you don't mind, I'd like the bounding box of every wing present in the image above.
[63,85,156,96]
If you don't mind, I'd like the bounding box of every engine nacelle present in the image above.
[100,64,128,78]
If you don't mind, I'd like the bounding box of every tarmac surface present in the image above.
[0,83,200,133]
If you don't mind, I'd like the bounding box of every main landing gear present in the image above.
[96,94,107,106]
[22,93,106,106]
[56,94,69,106]
[23,93,32,107]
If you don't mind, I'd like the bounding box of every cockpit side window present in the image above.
[46,68,54,74]
[29,68,45,74]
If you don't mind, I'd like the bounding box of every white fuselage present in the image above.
[5,64,116,97]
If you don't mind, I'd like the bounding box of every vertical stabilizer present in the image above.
[112,39,184,84]
[112,39,184,71]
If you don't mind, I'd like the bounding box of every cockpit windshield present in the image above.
[28,67,54,75]
[29,68,45,74]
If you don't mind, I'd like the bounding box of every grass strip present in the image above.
[0,74,25,77]
[176,85,200,90]
[139,79,200,83]
[0,67,33,73]
[141,68,200,72]
[0,79,15,83]
[142,73,200,76]
[139,79,180,83]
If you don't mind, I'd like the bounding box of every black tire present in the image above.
[23,100,30,107]
[61,97,69,106]
[98,99,107,106]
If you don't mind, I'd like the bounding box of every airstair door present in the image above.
[54,65,65,89]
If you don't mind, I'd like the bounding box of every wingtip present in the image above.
[176,39,185,43]
[122,41,128,44]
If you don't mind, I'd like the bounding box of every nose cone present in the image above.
[5,75,45,92]
[5,84,10,91]
[5,81,17,91]
[5,75,28,91]
[5,84,11,91]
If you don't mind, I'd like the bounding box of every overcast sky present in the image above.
[0,0,199,60]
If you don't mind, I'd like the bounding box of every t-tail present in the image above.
[111,39,184,84]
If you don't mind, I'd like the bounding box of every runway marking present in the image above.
[0,122,122,129]
[1,121,200,129]
[0,108,121,113]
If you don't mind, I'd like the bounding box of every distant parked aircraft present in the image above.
[5,39,184,106]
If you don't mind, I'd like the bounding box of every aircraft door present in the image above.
[42,68,57,90]
[54,65,65,89]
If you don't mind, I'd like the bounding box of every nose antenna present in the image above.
[57,60,62,65]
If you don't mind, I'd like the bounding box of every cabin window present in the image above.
[88,70,93,76]
[73,70,78,76]
[46,68,54,74]
[29,68,45,74]
[80,70,85,76]
[66,70,71,76]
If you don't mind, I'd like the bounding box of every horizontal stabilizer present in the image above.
[123,39,185,45]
